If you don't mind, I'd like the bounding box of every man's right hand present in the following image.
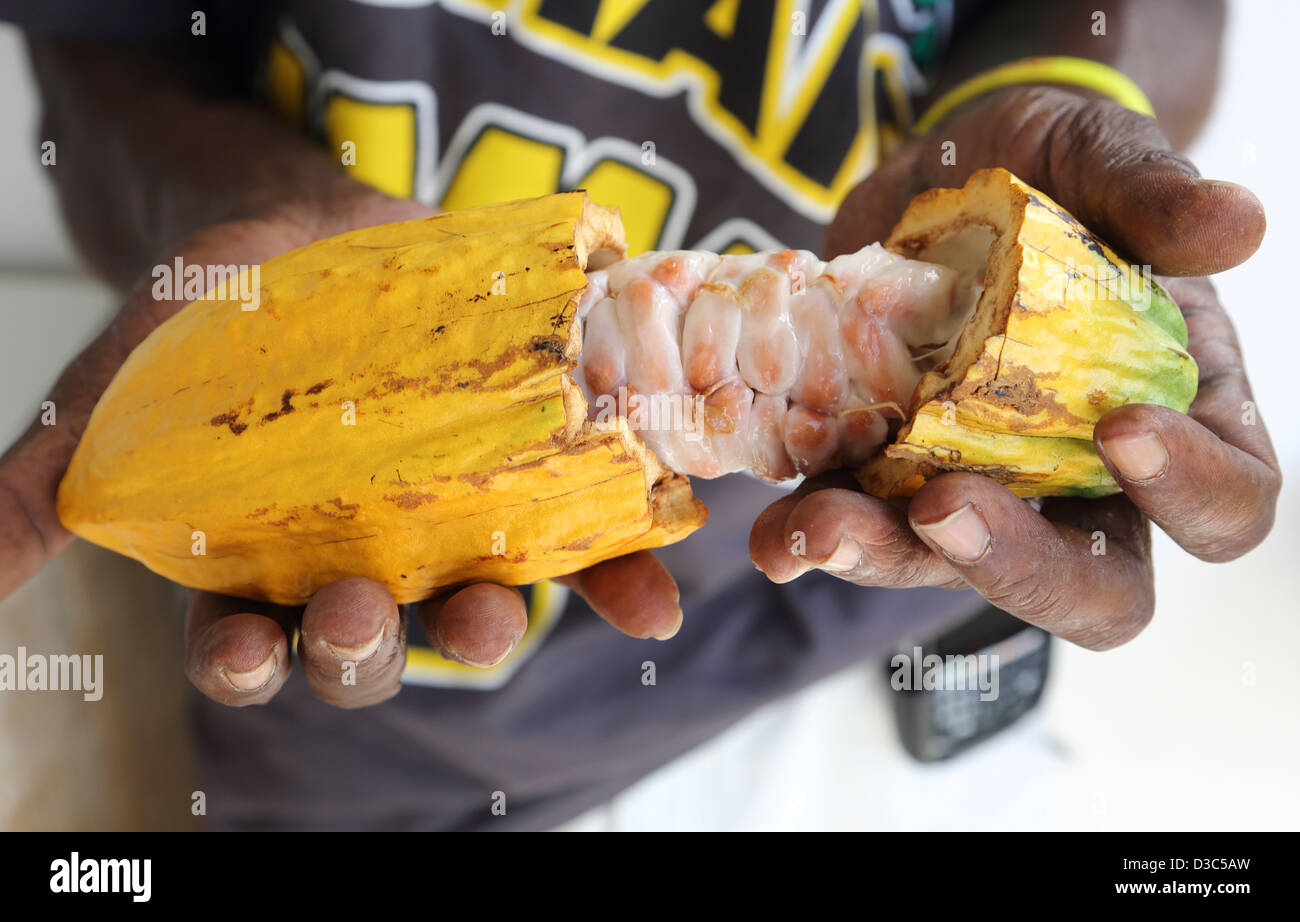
[0,188,684,710]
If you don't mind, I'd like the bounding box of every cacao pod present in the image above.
[57,193,705,605]
[857,168,1197,498]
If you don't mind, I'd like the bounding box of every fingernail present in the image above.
[810,537,861,572]
[758,557,810,584]
[222,649,278,691]
[652,605,684,641]
[457,646,514,669]
[325,624,387,663]
[1101,431,1169,482]
[912,503,991,563]
[437,626,520,669]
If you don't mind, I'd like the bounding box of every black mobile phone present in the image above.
[885,604,1050,762]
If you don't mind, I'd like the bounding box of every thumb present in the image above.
[0,254,187,599]
[1042,101,1265,276]
[0,435,72,598]
[0,320,128,597]
[915,87,1266,276]
[830,87,1266,276]
[0,213,328,600]
[824,142,928,259]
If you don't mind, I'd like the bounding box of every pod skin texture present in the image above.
[57,192,706,605]
[858,168,1198,499]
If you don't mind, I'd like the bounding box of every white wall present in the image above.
[0,27,83,271]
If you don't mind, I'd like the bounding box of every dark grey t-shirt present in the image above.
[16,0,988,829]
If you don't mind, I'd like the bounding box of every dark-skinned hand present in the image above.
[0,185,683,709]
[751,86,1279,650]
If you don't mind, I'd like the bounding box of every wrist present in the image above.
[218,164,374,234]
[915,56,1154,136]
[916,83,1108,143]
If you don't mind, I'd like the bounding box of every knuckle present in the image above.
[1002,85,1086,130]
[850,524,935,588]
[1184,484,1278,562]
[1059,96,1119,145]
[882,540,949,587]
[844,551,927,589]
[980,550,1155,651]
[1040,97,1177,211]
[992,86,1085,166]
[1166,457,1280,562]
[1065,96,1179,168]
[1046,96,1118,156]
[1075,594,1155,651]
[887,557,940,589]
[987,569,1075,624]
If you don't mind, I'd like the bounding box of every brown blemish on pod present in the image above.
[210,413,247,435]
[261,390,296,423]
[386,491,437,510]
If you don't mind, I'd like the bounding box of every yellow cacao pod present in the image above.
[56,193,705,605]
[858,168,1198,498]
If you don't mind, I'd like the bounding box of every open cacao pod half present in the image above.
[857,168,1196,499]
[57,169,1196,605]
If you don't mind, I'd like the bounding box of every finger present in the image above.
[925,88,1266,275]
[184,590,295,706]
[1163,276,1279,466]
[824,143,930,258]
[0,319,133,598]
[749,488,816,583]
[0,439,73,598]
[748,471,860,583]
[298,577,405,708]
[777,487,965,589]
[1094,276,1281,561]
[555,551,681,640]
[417,582,527,668]
[1095,404,1279,563]
[907,473,1155,650]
